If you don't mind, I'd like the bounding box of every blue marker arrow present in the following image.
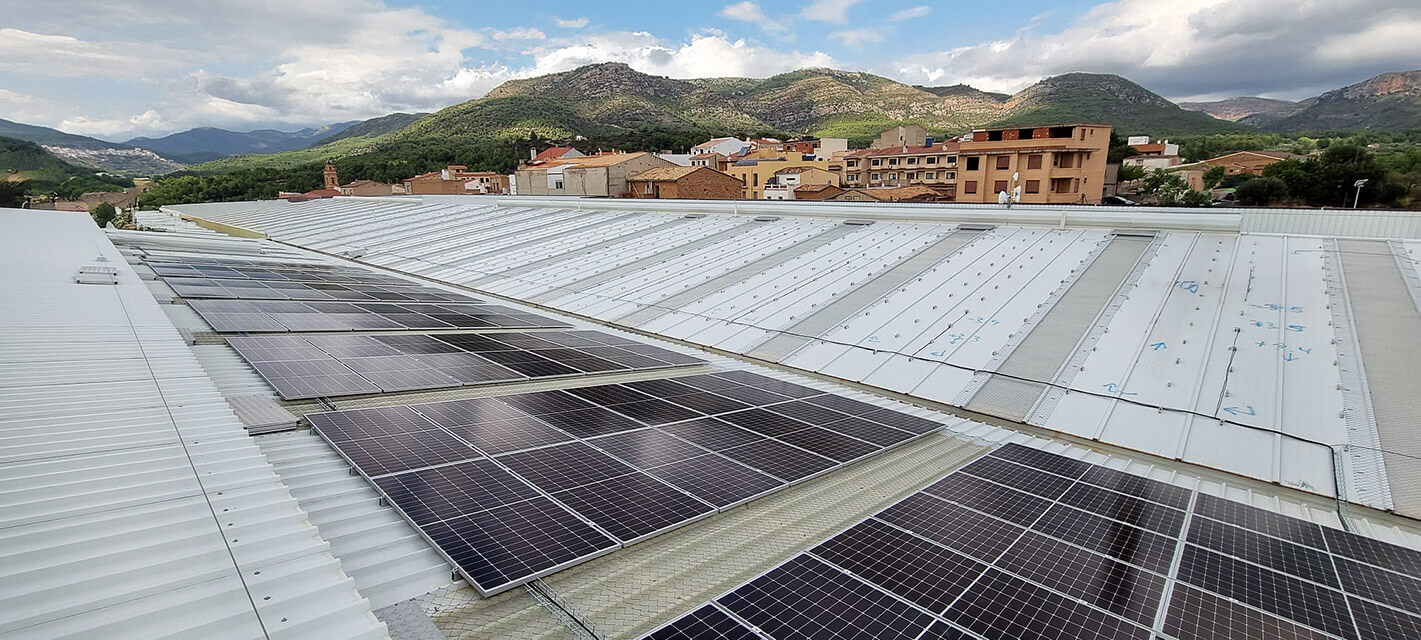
[1222,405,1257,416]
[1150,342,1167,351]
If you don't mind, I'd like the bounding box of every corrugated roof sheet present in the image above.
[166,196,1421,529]
[0,209,386,640]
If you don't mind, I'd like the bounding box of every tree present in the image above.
[1138,169,1208,206]
[1201,166,1226,189]
[1117,163,1146,182]
[0,180,29,208]
[1235,177,1289,206]
[90,201,117,227]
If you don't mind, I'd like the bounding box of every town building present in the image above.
[787,183,845,200]
[870,124,931,149]
[404,165,510,195]
[513,151,675,197]
[762,166,840,200]
[782,137,850,160]
[689,152,727,171]
[338,179,395,197]
[529,146,584,164]
[724,155,833,200]
[836,141,959,193]
[1170,150,1296,191]
[1123,136,1183,170]
[323,160,339,189]
[954,123,1112,204]
[626,166,744,200]
[690,137,749,157]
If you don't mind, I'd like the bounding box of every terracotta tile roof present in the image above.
[531,146,577,163]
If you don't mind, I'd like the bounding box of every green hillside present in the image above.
[0,136,134,197]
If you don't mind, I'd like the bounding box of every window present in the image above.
[871,173,880,181]
[924,172,935,180]
[554,180,564,190]
[926,156,937,165]
[946,156,957,165]
[888,159,899,166]
[945,171,955,180]
[993,180,1008,193]
[907,172,917,180]
[872,159,882,166]
[1027,154,1042,170]
[888,173,898,180]
[1025,180,1040,194]
[966,157,980,171]
[964,180,977,194]
[996,156,1010,170]
[847,159,859,168]
[644,183,654,194]
[907,157,917,165]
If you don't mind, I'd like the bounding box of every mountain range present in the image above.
[2,66,1415,177]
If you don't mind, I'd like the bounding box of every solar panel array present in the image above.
[228,330,705,399]
[162,275,483,302]
[645,442,1421,640]
[307,370,949,595]
[188,299,566,333]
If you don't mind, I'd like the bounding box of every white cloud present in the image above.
[0,28,192,78]
[830,27,885,48]
[492,27,546,41]
[718,2,788,33]
[60,110,168,138]
[799,0,866,25]
[554,16,589,29]
[890,0,1421,99]
[526,32,836,79]
[888,5,931,22]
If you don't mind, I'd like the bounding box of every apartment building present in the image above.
[954,124,1112,204]
[836,141,959,195]
[404,165,511,195]
[725,156,833,199]
[762,166,840,200]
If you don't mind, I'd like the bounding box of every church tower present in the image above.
[323,161,338,189]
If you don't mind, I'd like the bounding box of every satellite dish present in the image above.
[998,191,1010,205]
[1012,172,1020,182]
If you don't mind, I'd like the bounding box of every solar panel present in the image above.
[373,459,543,524]
[190,298,569,333]
[719,438,838,483]
[551,472,714,543]
[811,517,988,613]
[643,454,784,508]
[658,418,765,451]
[717,554,937,640]
[642,604,759,640]
[587,428,709,468]
[229,331,703,399]
[774,426,879,462]
[325,430,480,476]
[498,442,638,492]
[652,440,1421,640]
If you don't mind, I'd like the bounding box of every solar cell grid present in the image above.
[498,442,637,492]
[875,494,1025,562]
[189,298,569,333]
[715,385,799,406]
[720,438,837,483]
[996,531,1166,626]
[923,473,1052,527]
[372,459,541,525]
[918,622,974,640]
[801,393,885,416]
[658,418,765,452]
[605,398,704,426]
[328,430,479,476]
[856,408,946,435]
[1176,544,1356,639]
[1056,482,1186,537]
[642,604,759,640]
[532,407,646,439]
[621,378,701,398]
[713,370,822,398]
[1347,594,1421,640]
[774,426,879,463]
[589,428,709,468]
[308,405,442,441]
[717,408,810,437]
[946,567,1151,640]
[1030,504,1180,575]
[643,454,784,508]
[1334,557,1421,615]
[1323,526,1421,581]
[987,443,1093,478]
[764,400,852,428]
[480,389,596,415]
[1193,493,1327,550]
[552,472,714,543]
[811,517,988,614]
[1078,465,1192,509]
[658,391,754,416]
[1164,584,1336,640]
[563,384,654,406]
[812,415,917,447]
[960,456,1077,500]
[1186,516,1340,588]
[717,554,937,640]
[420,496,618,595]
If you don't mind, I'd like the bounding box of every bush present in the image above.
[90,201,117,227]
[1235,177,1289,206]
[1202,166,1226,189]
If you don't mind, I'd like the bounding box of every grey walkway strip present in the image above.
[1336,238,1421,518]
[966,235,1152,420]
[465,216,690,288]
[617,224,858,327]
[530,221,757,304]
[748,228,983,362]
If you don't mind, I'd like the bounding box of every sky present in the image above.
[1,0,1417,141]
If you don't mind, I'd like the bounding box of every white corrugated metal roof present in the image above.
[0,209,386,640]
[167,197,1421,526]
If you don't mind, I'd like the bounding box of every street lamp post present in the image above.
[1353,179,1369,209]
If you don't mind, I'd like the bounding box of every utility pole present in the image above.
[1352,178,1368,208]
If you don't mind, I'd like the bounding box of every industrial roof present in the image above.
[166,195,1421,525]
[0,209,386,639]
[13,197,1421,637]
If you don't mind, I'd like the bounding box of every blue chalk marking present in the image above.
[1149,342,1167,351]
[1222,405,1257,416]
